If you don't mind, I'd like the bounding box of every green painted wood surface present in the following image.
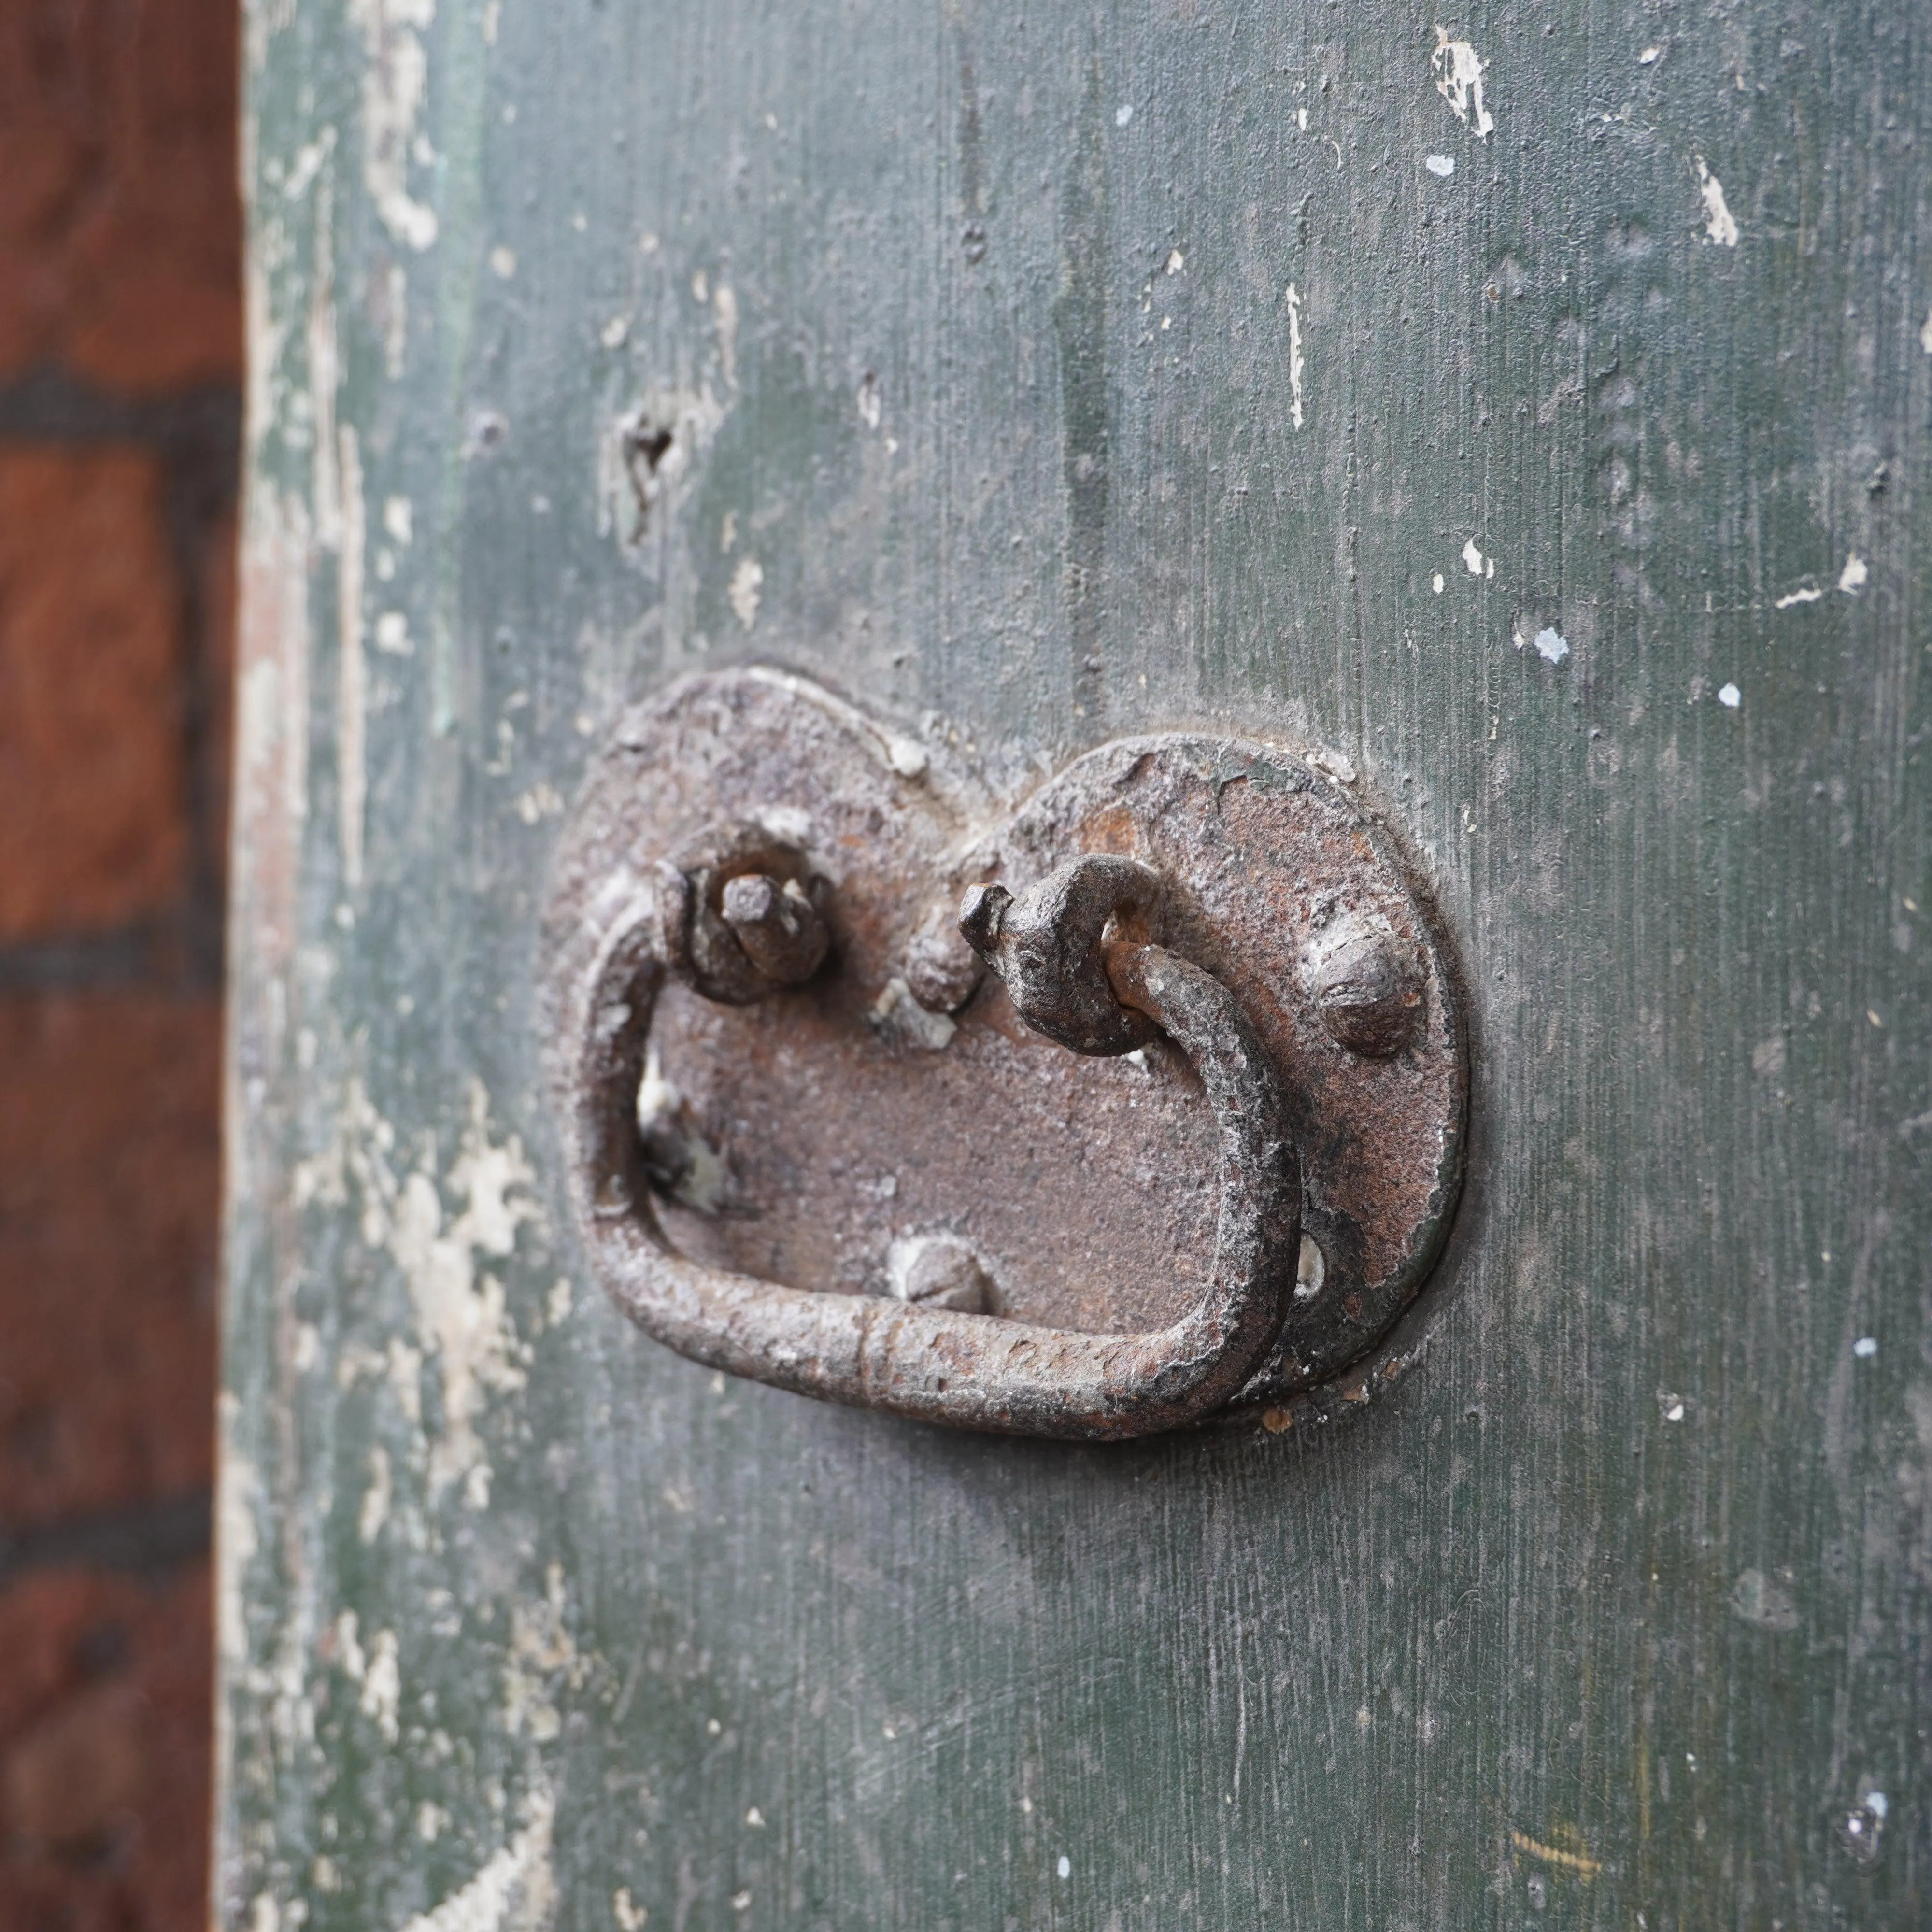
[222,1,1930,1925]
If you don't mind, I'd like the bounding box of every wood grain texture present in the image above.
[222,0,1929,1926]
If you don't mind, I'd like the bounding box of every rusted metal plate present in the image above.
[544,666,1464,1421]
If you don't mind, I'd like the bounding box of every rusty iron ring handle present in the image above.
[568,855,1300,1440]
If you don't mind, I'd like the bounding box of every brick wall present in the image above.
[0,3,240,1927]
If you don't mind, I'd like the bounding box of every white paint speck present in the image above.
[489,246,517,279]
[1297,106,1309,131]
[1462,537,1485,575]
[358,1445,392,1543]
[1718,682,1741,708]
[728,556,763,630]
[1853,1336,1878,1359]
[1056,1857,1071,1879]
[1534,626,1568,663]
[1432,572,1445,595]
[1115,103,1133,127]
[612,1888,646,1931]
[383,496,413,544]
[1284,284,1305,430]
[1868,1790,1889,1819]
[361,1628,401,1741]
[1425,154,1456,177]
[1694,156,1740,247]
[1661,1394,1686,1422]
[1638,45,1661,64]
[375,611,412,655]
[1165,248,1185,275]
[398,1789,555,1932]
[1774,580,1824,609]
[1921,309,1932,354]
[600,314,630,349]
[349,0,440,252]
[1837,552,1867,594]
[1432,29,1496,139]
[745,1807,765,1828]
[857,370,881,430]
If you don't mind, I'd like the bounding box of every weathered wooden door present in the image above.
[222,2,1929,1925]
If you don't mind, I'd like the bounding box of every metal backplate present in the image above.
[545,667,1466,1421]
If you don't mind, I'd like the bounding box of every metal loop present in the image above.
[567,861,1300,1439]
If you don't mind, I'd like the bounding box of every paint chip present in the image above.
[1431,29,1496,137]
[1462,537,1485,574]
[1837,552,1867,593]
[1718,682,1741,708]
[1534,626,1568,663]
[1852,1336,1877,1359]
[1638,44,1661,63]
[1921,309,1932,354]
[1660,1393,1686,1422]
[1056,1857,1071,1879]
[1773,580,1824,609]
[1284,284,1305,430]
[1432,572,1445,594]
[600,314,630,349]
[1165,248,1185,274]
[1115,103,1134,127]
[1426,153,1456,177]
[489,246,517,279]
[728,557,763,630]
[1694,157,1739,247]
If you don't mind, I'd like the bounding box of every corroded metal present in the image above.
[542,666,1466,1432]
[560,855,1298,1439]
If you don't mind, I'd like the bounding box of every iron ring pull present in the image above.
[568,853,1301,1440]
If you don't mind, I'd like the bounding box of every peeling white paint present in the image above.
[504,1566,585,1745]
[713,284,739,387]
[728,556,764,630]
[514,783,564,824]
[1922,308,1932,354]
[362,1629,402,1740]
[1431,573,1445,595]
[350,0,441,253]
[1462,537,1485,575]
[397,1789,555,1932]
[1774,580,1824,609]
[1694,157,1739,247]
[1638,45,1661,64]
[337,425,368,890]
[359,1444,393,1543]
[1284,284,1305,430]
[1837,552,1867,594]
[1718,682,1741,709]
[300,1078,540,1505]
[1432,29,1496,138]
[612,1890,646,1931]
[1425,154,1455,178]
[1853,1335,1878,1359]
[1534,627,1568,664]
[216,1400,260,1672]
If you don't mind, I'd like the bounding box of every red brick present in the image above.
[0,993,219,1530]
[0,0,242,394]
[0,1563,210,1932]
[0,449,191,941]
